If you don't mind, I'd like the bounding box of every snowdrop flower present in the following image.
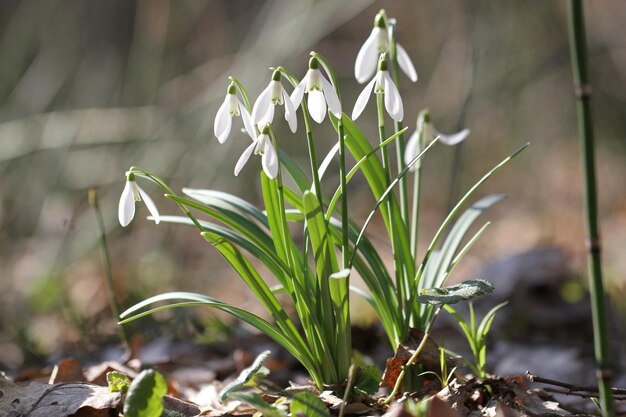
[352,53,404,122]
[234,125,279,179]
[404,110,470,171]
[251,70,297,133]
[355,10,417,84]
[291,57,341,123]
[118,172,160,227]
[214,82,255,144]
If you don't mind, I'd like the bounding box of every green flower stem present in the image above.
[274,66,324,211]
[567,2,615,415]
[384,305,443,404]
[410,124,425,257]
[310,52,350,268]
[129,168,203,231]
[88,189,130,348]
[388,19,410,224]
[338,119,349,269]
[268,128,296,274]
[376,93,405,312]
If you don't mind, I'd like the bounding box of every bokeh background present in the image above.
[1,0,625,372]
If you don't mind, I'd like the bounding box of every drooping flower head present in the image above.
[404,109,470,171]
[214,82,255,144]
[118,171,160,227]
[291,56,342,123]
[352,53,404,122]
[355,10,417,84]
[252,70,297,133]
[234,124,279,179]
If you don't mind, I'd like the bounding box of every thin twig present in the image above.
[526,372,626,396]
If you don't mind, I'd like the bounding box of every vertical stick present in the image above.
[88,189,130,349]
[566,2,614,415]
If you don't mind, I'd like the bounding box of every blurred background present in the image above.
[1,0,625,373]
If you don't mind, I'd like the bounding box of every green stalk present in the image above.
[388,19,409,224]
[376,93,406,314]
[87,189,130,348]
[567,2,614,415]
[310,52,349,268]
[338,119,349,269]
[410,119,425,258]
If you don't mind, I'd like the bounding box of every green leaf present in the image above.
[354,365,382,396]
[416,279,495,305]
[182,188,269,226]
[106,371,130,393]
[219,350,271,402]
[227,392,287,417]
[119,292,320,386]
[123,369,167,417]
[291,392,331,417]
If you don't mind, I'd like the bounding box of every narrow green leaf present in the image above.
[123,369,167,417]
[202,232,303,346]
[118,293,320,385]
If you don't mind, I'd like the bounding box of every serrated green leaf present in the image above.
[123,369,167,417]
[353,365,382,396]
[291,392,331,417]
[219,350,271,402]
[106,371,130,393]
[416,279,495,305]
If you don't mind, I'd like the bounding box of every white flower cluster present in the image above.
[118,9,469,227]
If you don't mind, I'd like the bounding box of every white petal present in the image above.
[214,96,231,142]
[237,99,256,139]
[436,128,470,146]
[318,141,340,180]
[258,103,275,127]
[355,28,381,83]
[138,187,160,224]
[397,43,418,82]
[351,76,377,120]
[234,141,257,176]
[290,76,307,111]
[308,90,327,123]
[118,180,135,227]
[383,73,403,122]
[404,131,420,170]
[251,83,273,125]
[320,76,342,118]
[262,141,279,179]
[282,88,297,133]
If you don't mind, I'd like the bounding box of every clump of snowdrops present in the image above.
[118,9,525,396]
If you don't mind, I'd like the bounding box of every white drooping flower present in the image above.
[214,82,255,144]
[352,53,404,122]
[234,125,279,179]
[251,70,297,133]
[118,173,160,227]
[404,110,470,171]
[355,10,417,84]
[291,57,342,123]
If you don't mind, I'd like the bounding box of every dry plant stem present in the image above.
[384,306,443,404]
[87,189,130,348]
[526,372,626,398]
[567,1,615,416]
[339,364,356,417]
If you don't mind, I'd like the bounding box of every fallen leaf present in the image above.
[0,375,121,417]
[49,358,85,384]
